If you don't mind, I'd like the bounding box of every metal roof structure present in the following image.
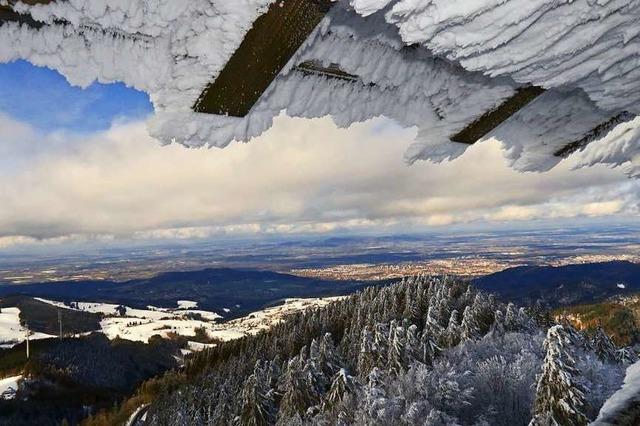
[0,0,636,172]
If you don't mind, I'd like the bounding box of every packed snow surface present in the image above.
[0,307,55,347]
[593,360,640,424]
[1,0,638,176]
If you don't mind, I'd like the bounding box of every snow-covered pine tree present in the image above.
[278,356,318,422]
[387,320,406,374]
[590,326,617,363]
[373,323,390,369]
[319,333,341,378]
[322,368,356,413]
[489,309,506,337]
[460,306,481,341]
[238,361,276,426]
[615,347,638,365]
[425,306,444,341]
[359,367,402,423]
[530,325,590,426]
[404,324,421,366]
[357,326,376,377]
[444,309,461,347]
[420,328,441,366]
[504,303,518,331]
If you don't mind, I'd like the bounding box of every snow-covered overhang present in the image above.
[0,0,638,177]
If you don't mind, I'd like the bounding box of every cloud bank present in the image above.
[0,113,638,249]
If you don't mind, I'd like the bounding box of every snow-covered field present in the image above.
[32,298,223,343]
[0,375,21,400]
[28,297,343,347]
[206,297,344,342]
[0,307,55,348]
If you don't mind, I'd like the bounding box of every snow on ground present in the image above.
[1,1,637,176]
[103,296,343,344]
[187,341,218,351]
[32,296,341,346]
[0,375,21,400]
[0,307,55,348]
[176,300,198,309]
[36,298,221,321]
[593,360,640,425]
[207,297,345,342]
[33,298,224,343]
[100,316,209,343]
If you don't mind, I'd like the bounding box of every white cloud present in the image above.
[0,113,638,248]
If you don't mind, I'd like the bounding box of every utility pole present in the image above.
[58,309,63,340]
[25,322,30,359]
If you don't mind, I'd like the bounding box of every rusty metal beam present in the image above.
[293,60,362,83]
[1,1,56,28]
[450,86,545,144]
[193,0,334,117]
[553,111,635,157]
[0,5,44,28]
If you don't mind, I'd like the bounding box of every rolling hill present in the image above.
[474,261,640,307]
[0,268,371,319]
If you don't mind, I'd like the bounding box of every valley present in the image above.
[1,257,640,425]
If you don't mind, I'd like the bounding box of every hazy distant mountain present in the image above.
[474,261,640,307]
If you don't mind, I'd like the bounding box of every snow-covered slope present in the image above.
[31,297,341,346]
[1,0,638,176]
[33,298,223,343]
[0,307,55,348]
[207,297,344,342]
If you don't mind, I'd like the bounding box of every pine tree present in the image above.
[319,333,341,378]
[278,357,317,421]
[404,324,421,365]
[590,326,616,363]
[489,309,505,337]
[616,347,637,365]
[238,362,275,426]
[322,368,356,412]
[361,367,389,421]
[373,323,390,368]
[425,306,444,341]
[420,328,441,366]
[460,306,480,341]
[444,309,461,348]
[530,325,590,426]
[357,326,376,377]
[504,303,518,331]
[387,320,406,374]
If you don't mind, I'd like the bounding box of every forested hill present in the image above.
[0,268,369,318]
[474,261,640,307]
[104,276,634,426]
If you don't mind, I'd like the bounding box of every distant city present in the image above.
[1,224,638,285]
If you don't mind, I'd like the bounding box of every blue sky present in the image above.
[0,61,638,250]
[0,60,152,133]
